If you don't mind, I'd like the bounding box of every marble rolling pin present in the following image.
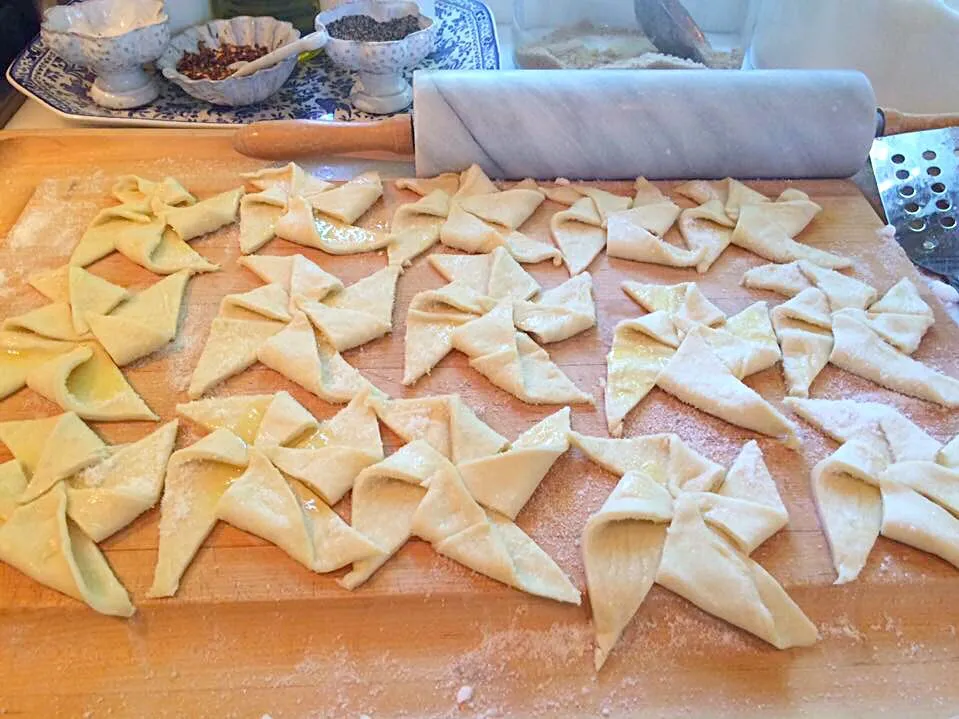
[233,69,956,179]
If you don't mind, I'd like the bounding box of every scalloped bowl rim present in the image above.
[41,0,168,41]
[316,1,436,48]
[157,17,302,88]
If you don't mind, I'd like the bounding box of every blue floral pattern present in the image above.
[6,0,499,126]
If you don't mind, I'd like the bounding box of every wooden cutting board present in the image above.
[1,130,958,719]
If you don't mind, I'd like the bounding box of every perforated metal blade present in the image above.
[871,128,959,290]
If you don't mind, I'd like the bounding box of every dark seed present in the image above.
[326,14,421,42]
[176,41,270,81]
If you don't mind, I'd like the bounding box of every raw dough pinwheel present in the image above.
[402,282,495,385]
[788,397,959,582]
[149,427,379,598]
[457,407,570,520]
[340,439,580,604]
[0,332,74,400]
[274,196,390,255]
[395,173,460,197]
[295,265,400,352]
[177,390,318,447]
[0,483,134,617]
[387,189,451,267]
[607,281,781,437]
[606,178,696,268]
[572,432,814,668]
[308,170,384,224]
[451,302,593,405]
[731,198,850,269]
[678,199,736,273]
[429,246,540,302]
[238,253,343,312]
[368,394,508,463]
[770,287,834,398]
[550,188,632,275]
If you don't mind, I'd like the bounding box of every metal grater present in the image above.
[870,127,959,291]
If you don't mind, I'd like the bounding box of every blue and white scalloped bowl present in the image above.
[6,0,499,126]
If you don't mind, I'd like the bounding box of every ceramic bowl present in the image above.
[156,17,301,107]
[41,0,170,109]
[315,0,437,114]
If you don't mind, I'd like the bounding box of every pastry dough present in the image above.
[5,301,90,342]
[117,225,219,275]
[341,440,580,604]
[150,429,250,597]
[388,190,451,267]
[158,187,243,241]
[678,200,736,273]
[71,203,154,267]
[296,265,400,351]
[879,477,959,570]
[550,195,613,275]
[622,281,726,328]
[188,285,288,398]
[771,288,834,398]
[239,186,288,254]
[451,303,593,404]
[575,433,812,664]
[0,411,106,503]
[513,273,596,344]
[368,394,508,463]
[112,175,195,207]
[655,330,799,447]
[309,171,383,224]
[0,331,74,399]
[275,195,390,255]
[723,179,770,221]
[178,391,313,447]
[457,188,545,230]
[859,278,934,354]
[457,407,570,519]
[656,494,817,650]
[829,309,959,407]
[674,179,728,206]
[402,282,494,385]
[242,162,333,198]
[67,267,129,335]
[606,206,704,268]
[395,173,460,197]
[743,260,877,311]
[85,270,192,366]
[0,482,134,617]
[257,311,378,403]
[429,247,539,301]
[239,253,343,312]
[266,389,384,505]
[66,420,178,541]
[26,343,158,421]
[440,203,508,254]
[731,201,850,269]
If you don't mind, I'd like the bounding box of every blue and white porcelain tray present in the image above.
[6,0,499,127]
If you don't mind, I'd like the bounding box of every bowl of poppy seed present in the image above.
[315,0,437,114]
[156,16,303,106]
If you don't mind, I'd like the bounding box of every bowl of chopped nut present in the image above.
[156,16,302,106]
[315,0,437,114]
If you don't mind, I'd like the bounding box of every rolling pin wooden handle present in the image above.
[232,116,414,160]
[880,107,959,136]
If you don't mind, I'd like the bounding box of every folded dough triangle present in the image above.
[188,316,284,398]
[0,483,134,617]
[771,288,833,398]
[879,478,959,571]
[606,196,699,269]
[275,196,390,255]
[457,407,570,519]
[150,429,250,598]
[655,331,800,447]
[0,331,74,400]
[732,200,850,269]
[368,394,508,463]
[67,420,179,541]
[177,391,315,447]
[724,179,770,222]
[395,173,460,197]
[0,460,27,522]
[451,303,592,405]
[221,283,292,322]
[296,265,399,351]
[549,196,608,276]
[429,246,540,301]
[266,390,384,505]
[743,261,877,311]
[829,309,959,407]
[309,171,383,224]
[622,281,726,328]
[858,278,934,354]
[5,301,91,341]
[158,187,243,241]
[257,311,377,404]
[457,188,545,230]
[0,411,106,503]
[678,200,736,273]
[85,269,192,366]
[112,175,195,207]
[513,273,596,344]
[583,470,672,669]
[403,282,494,385]
[117,225,219,275]
[239,253,343,312]
[71,203,154,267]
[674,179,728,207]
[26,343,158,422]
[656,494,818,649]
[241,162,333,198]
[388,189,451,267]
[67,266,129,335]
[239,186,288,254]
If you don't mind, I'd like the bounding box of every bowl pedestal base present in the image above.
[90,68,159,109]
[350,71,412,114]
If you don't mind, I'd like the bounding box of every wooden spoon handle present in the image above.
[880,107,959,135]
[232,116,414,160]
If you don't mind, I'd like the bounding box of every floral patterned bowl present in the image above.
[315,0,437,114]
[40,0,170,109]
[156,17,301,107]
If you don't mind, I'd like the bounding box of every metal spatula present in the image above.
[871,127,959,291]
